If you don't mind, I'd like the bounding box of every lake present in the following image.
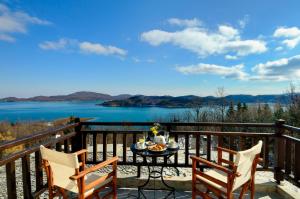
[0,101,191,122]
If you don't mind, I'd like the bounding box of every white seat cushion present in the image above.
[83,173,113,197]
[196,169,228,193]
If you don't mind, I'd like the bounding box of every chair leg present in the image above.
[226,192,233,199]
[113,182,117,199]
[239,183,249,199]
[59,188,68,199]
[192,191,196,199]
[250,180,255,199]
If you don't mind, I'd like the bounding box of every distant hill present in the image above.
[0,91,132,102]
[101,94,290,108]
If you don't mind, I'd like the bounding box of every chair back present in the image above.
[40,145,80,192]
[233,140,262,190]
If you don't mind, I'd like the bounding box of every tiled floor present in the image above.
[99,188,284,199]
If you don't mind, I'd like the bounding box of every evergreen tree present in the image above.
[226,101,235,119]
[242,103,248,111]
[237,101,242,112]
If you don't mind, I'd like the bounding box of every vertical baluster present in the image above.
[195,133,200,168]
[285,139,291,175]
[56,142,62,151]
[133,133,137,163]
[229,136,234,162]
[35,151,43,192]
[93,133,97,163]
[239,137,245,151]
[207,135,211,161]
[295,142,300,181]
[174,134,178,165]
[64,139,69,153]
[113,133,117,157]
[123,134,127,163]
[218,136,223,147]
[83,133,87,150]
[195,133,200,157]
[185,134,189,166]
[274,119,285,184]
[22,155,33,199]
[263,137,270,169]
[164,125,171,165]
[103,132,107,161]
[6,161,17,199]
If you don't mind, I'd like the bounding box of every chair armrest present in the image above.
[75,149,87,156]
[190,155,234,175]
[217,147,237,155]
[70,156,118,180]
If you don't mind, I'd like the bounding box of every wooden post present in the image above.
[295,142,300,181]
[22,155,33,199]
[71,118,82,153]
[274,119,285,184]
[6,161,17,199]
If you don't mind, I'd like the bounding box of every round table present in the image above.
[130,144,179,199]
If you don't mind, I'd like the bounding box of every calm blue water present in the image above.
[0,101,190,122]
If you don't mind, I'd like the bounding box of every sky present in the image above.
[1,0,300,98]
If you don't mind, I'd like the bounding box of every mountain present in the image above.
[0,92,132,102]
[101,94,291,108]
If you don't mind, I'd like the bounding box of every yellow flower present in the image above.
[152,130,158,136]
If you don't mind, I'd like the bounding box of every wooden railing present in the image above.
[0,118,299,198]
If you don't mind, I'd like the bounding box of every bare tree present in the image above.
[215,87,227,122]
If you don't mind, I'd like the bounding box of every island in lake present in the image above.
[100,94,289,108]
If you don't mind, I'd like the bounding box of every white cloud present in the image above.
[275,46,283,51]
[176,63,248,80]
[141,24,267,57]
[39,38,68,50]
[225,55,238,60]
[251,54,300,81]
[273,27,300,48]
[79,42,127,56]
[218,25,239,39]
[39,38,127,57]
[0,3,51,42]
[167,18,202,27]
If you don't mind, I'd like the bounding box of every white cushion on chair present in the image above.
[81,173,113,197]
[196,169,228,193]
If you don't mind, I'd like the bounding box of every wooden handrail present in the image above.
[81,121,275,128]
[283,124,300,133]
[0,132,76,166]
[0,122,80,151]
[282,134,300,143]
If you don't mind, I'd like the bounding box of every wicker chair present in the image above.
[40,145,118,199]
[191,140,263,199]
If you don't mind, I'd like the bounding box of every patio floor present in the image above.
[100,188,284,199]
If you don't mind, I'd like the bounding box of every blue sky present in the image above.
[1,0,300,98]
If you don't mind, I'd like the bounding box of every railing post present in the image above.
[71,117,83,153]
[274,119,285,184]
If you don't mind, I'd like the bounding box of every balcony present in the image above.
[0,119,299,198]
